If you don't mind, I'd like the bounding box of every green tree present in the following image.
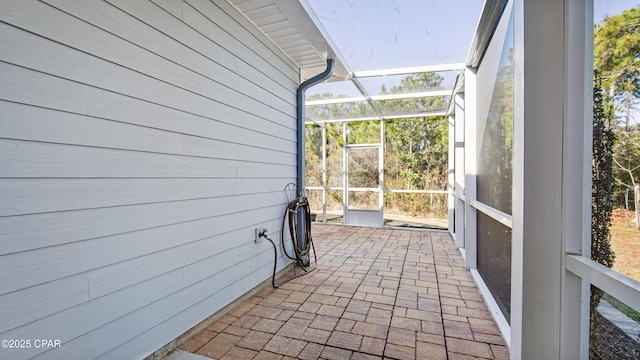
[386,117,447,190]
[594,7,640,126]
[613,124,640,227]
[594,7,640,224]
[305,124,323,187]
[383,73,449,191]
[392,72,445,92]
[591,76,616,335]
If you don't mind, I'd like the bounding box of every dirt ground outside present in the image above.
[610,208,640,282]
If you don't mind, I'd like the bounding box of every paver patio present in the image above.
[176,224,510,359]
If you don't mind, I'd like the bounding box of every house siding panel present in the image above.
[0,0,299,358]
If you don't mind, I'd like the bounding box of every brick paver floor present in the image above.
[178,224,510,360]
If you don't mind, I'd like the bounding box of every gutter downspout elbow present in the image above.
[296,59,335,195]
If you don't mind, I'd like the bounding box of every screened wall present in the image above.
[474,6,514,323]
[455,1,640,358]
[304,65,461,228]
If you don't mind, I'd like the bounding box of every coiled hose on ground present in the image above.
[261,188,316,288]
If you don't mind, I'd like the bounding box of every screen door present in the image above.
[345,146,383,226]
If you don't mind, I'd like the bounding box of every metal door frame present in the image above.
[342,122,385,226]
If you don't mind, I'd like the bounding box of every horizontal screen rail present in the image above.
[306,90,452,106]
[566,254,640,313]
[305,111,448,125]
[469,200,512,228]
[306,186,451,195]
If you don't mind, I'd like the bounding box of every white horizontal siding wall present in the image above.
[0,0,299,359]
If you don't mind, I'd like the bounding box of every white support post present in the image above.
[322,123,327,223]
[464,68,477,269]
[380,119,385,218]
[454,93,466,249]
[511,1,524,355]
[561,0,593,358]
[342,122,347,224]
[512,0,564,356]
[511,0,591,358]
[448,114,455,235]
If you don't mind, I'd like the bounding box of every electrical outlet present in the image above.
[255,228,263,243]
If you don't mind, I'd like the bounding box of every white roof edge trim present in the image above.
[446,71,466,116]
[353,63,466,78]
[465,0,509,67]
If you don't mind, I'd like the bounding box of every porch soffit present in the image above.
[225,0,351,82]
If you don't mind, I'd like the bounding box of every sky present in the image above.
[305,0,484,71]
[595,0,639,22]
[304,0,638,100]
[305,0,639,72]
